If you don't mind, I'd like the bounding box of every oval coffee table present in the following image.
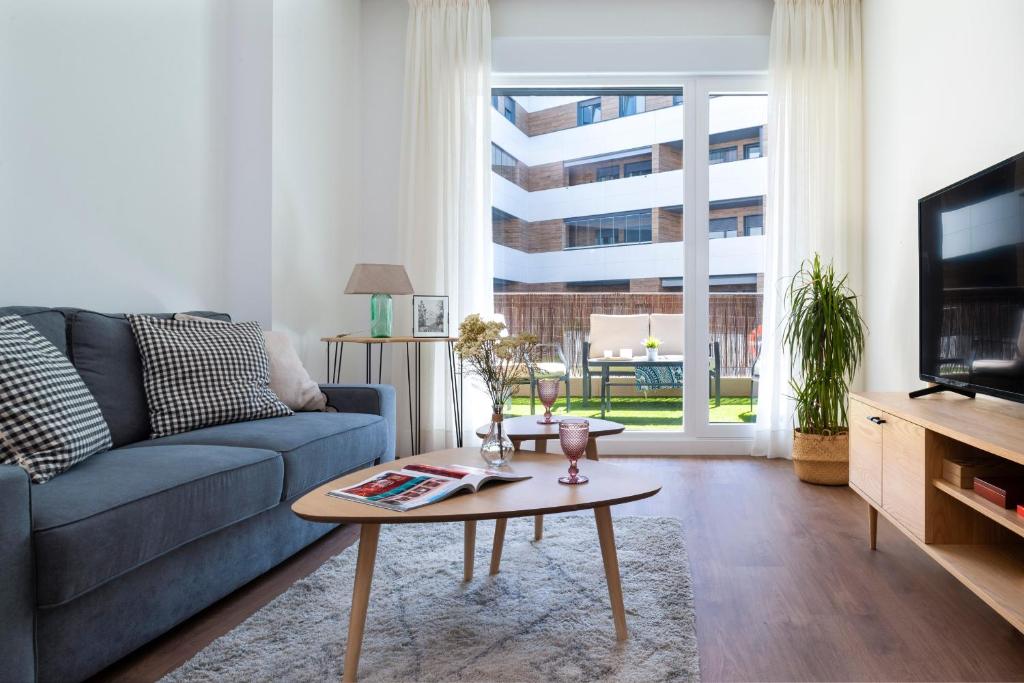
[293,447,660,682]
[474,415,625,541]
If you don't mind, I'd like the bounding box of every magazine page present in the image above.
[401,463,531,491]
[327,471,469,511]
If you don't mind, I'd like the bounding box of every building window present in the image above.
[491,95,499,110]
[623,160,653,178]
[577,98,602,126]
[503,97,516,124]
[565,210,652,248]
[709,216,738,239]
[489,143,516,169]
[744,142,761,159]
[673,94,684,106]
[596,166,620,182]
[709,147,737,165]
[619,95,646,117]
[744,214,764,236]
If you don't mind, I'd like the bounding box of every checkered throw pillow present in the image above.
[0,316,113,483]
[127,315,292,438]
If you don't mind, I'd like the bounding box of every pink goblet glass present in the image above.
[536,378,561,424]
[558,418,590,485]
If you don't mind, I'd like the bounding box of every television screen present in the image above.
[919,151,1024,402]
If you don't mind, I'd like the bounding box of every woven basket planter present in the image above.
[792,429,849,485]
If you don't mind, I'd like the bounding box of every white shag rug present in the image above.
[163,515,699,682]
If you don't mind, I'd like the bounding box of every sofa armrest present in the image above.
[320,384,396,462]
[0,465,36,682]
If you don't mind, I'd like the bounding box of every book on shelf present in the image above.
[327,463,530,512]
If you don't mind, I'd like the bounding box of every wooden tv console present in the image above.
[848,391,1024,633]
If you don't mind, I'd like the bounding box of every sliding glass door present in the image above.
[489,77,766,442]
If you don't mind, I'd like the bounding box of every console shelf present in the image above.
[932,477,1024,540]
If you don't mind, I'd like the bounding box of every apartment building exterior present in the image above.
[490,92,767,296]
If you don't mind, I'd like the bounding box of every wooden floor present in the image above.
[95,456,1024,682]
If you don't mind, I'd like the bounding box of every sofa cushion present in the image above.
[128,413,386,500]
[0,307,66,355]
[31,444,282,607]
[67,310,230,447]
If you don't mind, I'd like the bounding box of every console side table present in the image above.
[322,336,463,455]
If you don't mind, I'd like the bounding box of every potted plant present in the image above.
[782,254,866,485]
[454,314,537,466]
[642,336,661,361]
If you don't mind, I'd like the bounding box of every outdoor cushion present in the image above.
[650,314,685,356]
[0,307,66,355]
[127,412,386,500]
[588,314,650,358]
[68,310,231,447]
[31,444,283,607]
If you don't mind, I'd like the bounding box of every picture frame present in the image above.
[412,295,449,338]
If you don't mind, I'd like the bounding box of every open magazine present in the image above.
[327,463,531,512]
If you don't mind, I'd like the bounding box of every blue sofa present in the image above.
[0,307,396,683]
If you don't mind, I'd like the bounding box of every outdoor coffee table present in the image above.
[474,415,625,540]
[292,447,660,682]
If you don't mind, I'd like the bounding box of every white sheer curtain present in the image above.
[753,0,863,458]
[396,0,493,454]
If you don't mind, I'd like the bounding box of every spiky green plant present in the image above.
[782,254,866,435]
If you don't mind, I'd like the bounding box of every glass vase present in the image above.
[370,293,393,338]
[480,408,515,467]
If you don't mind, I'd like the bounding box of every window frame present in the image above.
[596,165,620,182]
[503,97,516,124]
[488,77,768,448]
[743,142,761,159]
[623,159,653,178]
[709,146,738,165]
[576,97,602,126]
[618,95,646,117]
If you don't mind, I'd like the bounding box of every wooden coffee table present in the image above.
[474,415,625,541]
[292,447,660,682]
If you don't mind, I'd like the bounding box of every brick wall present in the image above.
[653,143,683,172]
[527,162,566,191]
[655,208,683,242]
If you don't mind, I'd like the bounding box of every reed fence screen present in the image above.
[495,292,763,377]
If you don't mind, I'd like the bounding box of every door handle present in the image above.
[868,416,886,425]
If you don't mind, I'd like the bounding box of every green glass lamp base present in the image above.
[370,293,394,338]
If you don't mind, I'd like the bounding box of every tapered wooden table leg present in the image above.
[869,505,878,550]
[464,520,477,581]
[535,440,547,540]
[490,518,507,574]
[343,523,380,683]
[594,505,627,641]
[585,438,599,461]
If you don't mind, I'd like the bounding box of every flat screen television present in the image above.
[918,150,1024,402]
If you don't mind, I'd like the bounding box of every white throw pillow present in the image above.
[263,330,328,412]
[173,314,327,412]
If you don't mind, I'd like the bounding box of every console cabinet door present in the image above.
[881,413,927,541]
[849,399,883,505]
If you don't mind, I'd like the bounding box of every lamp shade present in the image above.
[344,264,414,295]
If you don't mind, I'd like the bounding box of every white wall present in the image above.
[862,0,1024,391]
[272,0,365,381]
[0,0,237,313]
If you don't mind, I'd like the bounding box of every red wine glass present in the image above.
[558,418,590,485]
[536,378,561,424]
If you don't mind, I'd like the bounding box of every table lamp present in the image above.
[344,264,414,338]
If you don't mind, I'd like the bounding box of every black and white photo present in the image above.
[413,295,449,338]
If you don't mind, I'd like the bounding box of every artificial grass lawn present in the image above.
[506,395,756,430]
